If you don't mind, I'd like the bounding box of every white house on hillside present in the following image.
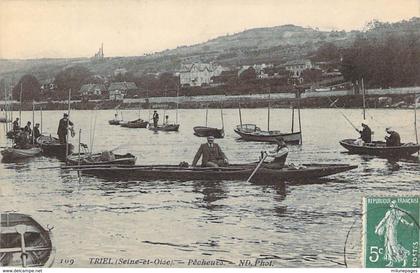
[284,60,317,77]
[179,63,225,87]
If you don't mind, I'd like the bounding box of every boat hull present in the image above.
[149,124,180,132]
[0,213,55,267]
[339,139,420,157]
[193,126,224,138]
[234,128,302,144]
[108,120,121,125]
[66,153,136,166]
[1,147,41,161]
[73,163,357,183]
[120,120,148,128]
[37,136,74,158]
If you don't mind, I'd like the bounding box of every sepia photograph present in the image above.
[0,0,419,270]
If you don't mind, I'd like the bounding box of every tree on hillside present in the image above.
[239,67,256,82]
[302,69,322,84]
[12,74,41,101]
[313,42,341,62]
[54,66,92,96]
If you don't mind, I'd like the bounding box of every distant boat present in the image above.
[0,213,55,267]
[1,147,42,162]
[339,139,420,157]
[120,119,149,128]
[0,117,11,123]
[108,119,121,125]
[193,106,224,138]
[37,135,74,158]
[149,124,180,132]
[234,91,302,144]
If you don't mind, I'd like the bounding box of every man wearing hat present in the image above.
[385,127,401,147]
[152,110,159,128]
[192,136,229,167]
[57,113,74,144]
[358,122,372,143]
[33,123,41,142]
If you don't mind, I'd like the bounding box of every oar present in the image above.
[15,224,28,267]
[246,152,268,183]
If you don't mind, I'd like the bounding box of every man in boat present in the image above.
[152,111,159,127]
[57,113,74,144]
[164,115,169,125]
[385,127,401,147]
[12,118,20,131]
[192,135,229,167]
[14,128,30,149]
[358,122,372,143]
[33,123,41,142]
[266,137,289,168]
[24,121,32,135]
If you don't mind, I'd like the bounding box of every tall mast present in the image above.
[205,105,208,127]
[238,103,243,128]
[65,89,71,162]
[32,100,35,144]
[19,83,22,126]
[176,84,179,124]
[267,87,271,131]
[297,89,302,144]
[220,104,224,130]
[361,78,366,120]
[414,93,418,150]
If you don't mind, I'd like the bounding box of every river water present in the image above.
[0,108,419,267]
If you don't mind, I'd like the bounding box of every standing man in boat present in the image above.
[358,122,372,143]
[33,123,41,143]
[192,135,229,167]
[385,127,401,147]
[12,118,20,131]
[24,121,32,135]
[57,113,74,144]
[152,110,159,128]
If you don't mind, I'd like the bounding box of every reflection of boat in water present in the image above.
[339,139,420,157]
[120,119,148,128]
[149,124,180,132]
[66,163,357,183]
[37,135,74,158]
[234,124,302,144]
[1,147,42,161]
[66,152,136,166]
[0,213,55,267]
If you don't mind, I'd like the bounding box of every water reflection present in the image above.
[193,180,228,210]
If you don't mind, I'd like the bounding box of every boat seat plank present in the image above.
[0,225,40,234]
[0,246,51,253]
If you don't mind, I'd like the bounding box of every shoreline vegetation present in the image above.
[0,91,418,111]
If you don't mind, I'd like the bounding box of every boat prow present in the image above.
[149,124,180,132]
[234,124,302,144]
[0,213,55,267]
[1,147,42,162]
[339,138,420,157]
[193,126,224,138]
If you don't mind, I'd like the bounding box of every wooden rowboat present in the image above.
[120,119,149,128]
[339,138,420,157]
[108,119,121,125]
[1,147,42,161]
[0,213,55,267]
[66,163,357,183]
[149,124,180,132]
[37,135,74,158]
[66,152,136,166]
[193,126,224,138]
[234,124,302,144]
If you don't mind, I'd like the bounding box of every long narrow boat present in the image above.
[108,119,122,125]
[37,135,74,158]
[66,163,357,183]
[339,139,420,157]
[234,124,302,144]
[0,213,55,267]
[120,119,148,128]
[193,126,224,138]
[149,124,180,132]
[66,152,136,165]
[1,147,42,161]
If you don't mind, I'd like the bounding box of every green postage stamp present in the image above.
[363,196,419,268]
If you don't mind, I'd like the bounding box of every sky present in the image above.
[0,0,419,59]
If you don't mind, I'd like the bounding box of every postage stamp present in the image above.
[363,196,419,268]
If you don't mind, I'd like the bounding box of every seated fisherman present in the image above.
[358,122,372,143]
[192,136,229,167]
[385,127,401,147]
[266,137,289,168]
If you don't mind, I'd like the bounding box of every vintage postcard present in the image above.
[0,0,419,270]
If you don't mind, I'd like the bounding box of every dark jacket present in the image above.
[57,118,73,136]
[152,112,159,121]
[192,143,227,167]
[33,127,41,139]
[386,131,401,146]
[359,126,372,143]
[24,125,32,135]
[13,120,20,131]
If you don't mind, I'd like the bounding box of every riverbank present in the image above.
[1,87,419,111]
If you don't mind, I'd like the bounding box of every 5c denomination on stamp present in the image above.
[363,196,419,268]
